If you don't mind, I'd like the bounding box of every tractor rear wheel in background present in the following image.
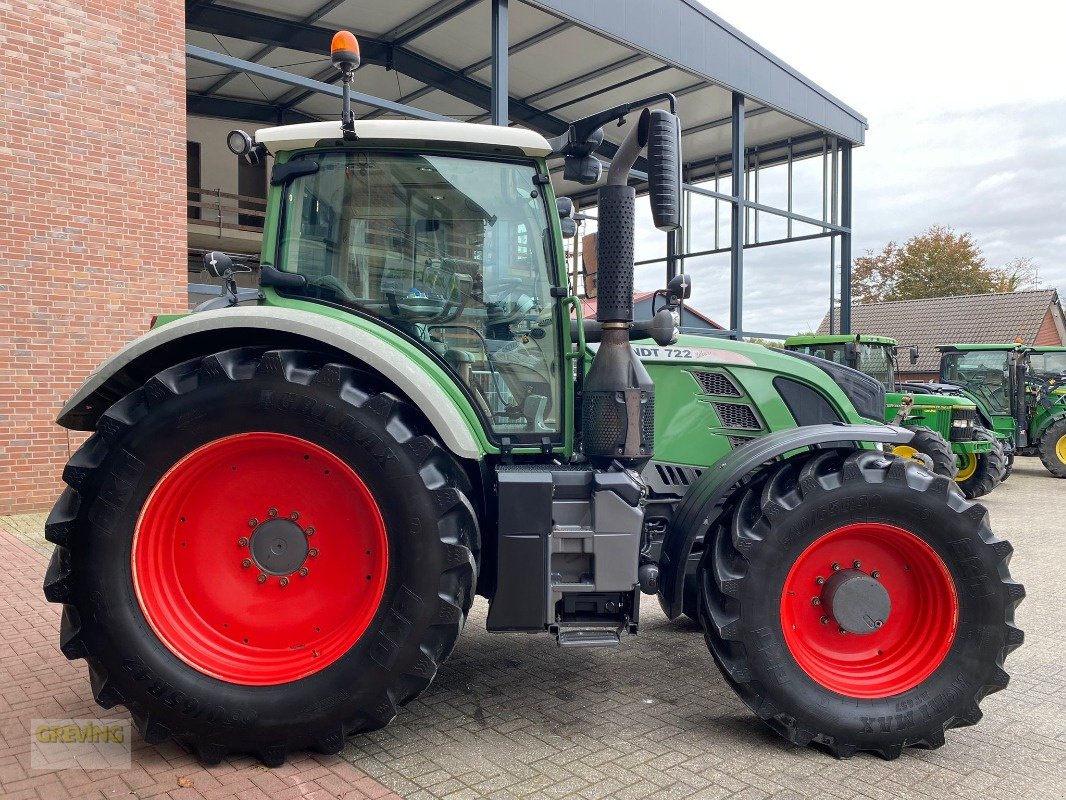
[1038,418,1066,477]
[43,348,478,765]
[890,426,957,479]
[957,428,1006,498]
[698,449,1023,759]
[1000,451,1015,482]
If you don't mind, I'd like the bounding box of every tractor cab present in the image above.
[784,334,899,390]
[938,343,1066,476]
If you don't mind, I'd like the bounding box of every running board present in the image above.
[556,629,621,648]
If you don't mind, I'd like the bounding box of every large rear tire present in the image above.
[43,348,479,765]
[698,449,1023,759]
[957,428,1006,498]
[890,426,957,479]
[1038,419,1066,477]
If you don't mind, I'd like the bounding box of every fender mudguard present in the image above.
[1035,408,1066,441]
[656,423,915,619]
[57,306,484,459]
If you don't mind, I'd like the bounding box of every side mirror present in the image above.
[203,251,233,278]
[645,109,682,232]
[909,345,920,365]
[666,273,691,301]
[560,217,577,239]
[556,197,574,217]
[845,339,861,369]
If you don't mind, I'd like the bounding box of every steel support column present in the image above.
[729,92,746,338]
[491,0,509,126]
[840,141,853,334]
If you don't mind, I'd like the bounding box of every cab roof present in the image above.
[785,334,897,347]
[937,343,1024,352]
[254,119,553,158]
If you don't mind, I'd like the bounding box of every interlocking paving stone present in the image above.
[2,458,1064,798]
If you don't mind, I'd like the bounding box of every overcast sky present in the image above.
[628,1,1066,334]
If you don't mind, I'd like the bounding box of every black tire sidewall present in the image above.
[73,367,461,743]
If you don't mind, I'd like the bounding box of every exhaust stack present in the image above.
[582,109,681,467]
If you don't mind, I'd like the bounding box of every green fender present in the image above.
[56,306,487,460]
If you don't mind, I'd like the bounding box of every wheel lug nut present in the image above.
[298,567,309,577]
[838,627,847,635]
[268,508,278,517]
[248,518,258,528]
[290,511,300,521]
[872,570,881,579]
[815,576,825,585]
[308,548,319,558]
[279,577,289,587]
[811,597,821,606]
[831,562,840,571]
[820,616,829,625]
[852,560,861,569]
[257,573,267,584]
[305,527,315,536]
[237,536,249,547]
[241,558,252,569]
[874,620,883,628]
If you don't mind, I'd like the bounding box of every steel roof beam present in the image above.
[186,3,571,134]
[197,0,350,98]
[186,44,452,121]
[362,20,571,121]
[389,0,483,47]
[187,94,320,125]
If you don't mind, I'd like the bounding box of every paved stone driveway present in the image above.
[2,458,1063,799]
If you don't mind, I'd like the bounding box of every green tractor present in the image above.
[916,344,1066,478]
[42,32,1022,765]
[784,335,1004,498]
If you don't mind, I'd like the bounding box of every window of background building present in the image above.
[187,141,201,220]
[238,156,267,229]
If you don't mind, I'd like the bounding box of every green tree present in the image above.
[852,226,1034,304]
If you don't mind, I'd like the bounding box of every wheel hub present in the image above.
[249,518,308,576]
[822,568,890,634]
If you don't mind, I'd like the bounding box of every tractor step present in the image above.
[556,629,621,648]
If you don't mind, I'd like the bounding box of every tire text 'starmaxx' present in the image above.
[43,348,479,765]
[699,449,1023,759]
[957,427,1006,498]
[1038,418,1066,477]
[892,426,957,479]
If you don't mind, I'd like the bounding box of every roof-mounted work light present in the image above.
[331,31,361,136]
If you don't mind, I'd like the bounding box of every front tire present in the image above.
[1038,418,1066,477]
[43,348,479,765]
[699,450,1023,759]
[890,426,957,479]
[957,428,1006,498]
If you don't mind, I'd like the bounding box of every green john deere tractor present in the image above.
[42,31,1022,765]
[784,335,1004,498]
[911,344,1066,478]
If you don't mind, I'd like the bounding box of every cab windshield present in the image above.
[274,151,562,439]
[789,343,895,390]
[940,350,1011,414]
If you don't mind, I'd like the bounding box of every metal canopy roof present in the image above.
[186,0,867,204]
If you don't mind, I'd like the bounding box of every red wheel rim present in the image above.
[132,432,388,685]
[780,523,958,698]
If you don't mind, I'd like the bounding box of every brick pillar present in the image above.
[0,1,186,513]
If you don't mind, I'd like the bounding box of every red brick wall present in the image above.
[0,1,186,514]
[1034,308,1065,346]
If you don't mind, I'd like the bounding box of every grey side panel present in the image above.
[57,307,482,459]
[656,423,914,619]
